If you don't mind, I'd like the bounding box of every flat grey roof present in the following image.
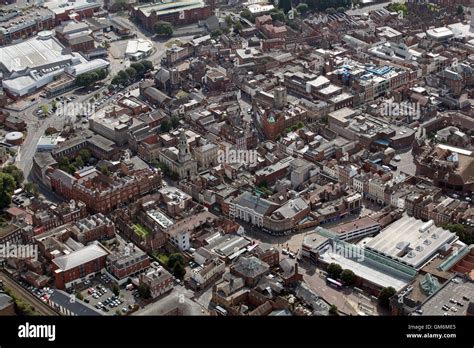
[319,246,411,291]
[0,36,72,74]
[365,216,457,269]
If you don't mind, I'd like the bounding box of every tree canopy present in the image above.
[240,9,255,23]
[341,269,356,286]
[76,69,107,87]
[378,286,396,309]
[302,0,351,11]
[154,21,173,36]
[1,165,24,188]
[296,3,309,15]
[0,173,16,209]
[327,263,343,279]
[443,223,474,245]
[278,0,292,13]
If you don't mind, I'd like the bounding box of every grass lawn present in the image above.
[154,253,169,267]
[165,39,182,48]
[133,223,150,238]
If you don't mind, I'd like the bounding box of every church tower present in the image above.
[274,85,287,110]
[178,130,191,163]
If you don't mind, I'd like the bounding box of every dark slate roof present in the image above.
[231,256,269,278]
[48,289,102,316]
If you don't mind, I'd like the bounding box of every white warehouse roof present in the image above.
[66,59,110,76]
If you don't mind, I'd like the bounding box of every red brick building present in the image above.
[52,244,109,289]
[52,4,100,24]
[70,214,116,244]
[50,167,162,214]
[139,262,174,298]
[107,244,150,281]
[0,8,55,45]
[131,2,212,30]
[260,107,308,141]
[69,36,95,53]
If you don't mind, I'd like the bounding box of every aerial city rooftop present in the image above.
[0,0,473,320]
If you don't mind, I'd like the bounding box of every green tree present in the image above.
[210,29,222,40]
[278,0,292,13]
[325,7,336,14]
[125,67,138,81]
[168,253,185,269]
[78,149,91,163]
[59,156,70,167]
[296,3,309,15]
[41,105,49,114]
[74,156,84,168]
[173,261,186,279]
[443,223,474,245]
[240,9,255,22]
[1,165,24,188]
[155,162,170,176]
[137,283,151,299]
[100,166,110,176]
[160,120,171,132]
[154,21,173,36]
[337,6,346,12]
[270,9,286,22]
[225,15,233,27]
[327,263,343,279]
[329,304,339,315]
[457,5,464,15]
[118,70,131,84]
[141,60,154,72]
[112,284,120,296]
[170,116,179,129]
[76,71,105,87]
[340,269,356,286]
[0,173,16,208]
[130,62,146,77]
[233,21,243,33]
[75,292,84,300]
[378,286,396,309]
[23,182,39,197]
